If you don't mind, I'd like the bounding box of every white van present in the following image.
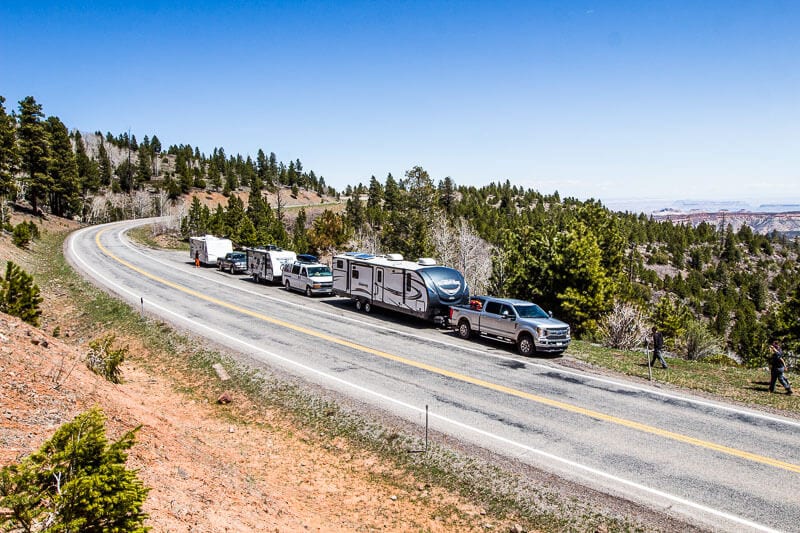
[282,261,334,296]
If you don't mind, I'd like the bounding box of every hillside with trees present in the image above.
[1,94,798,365]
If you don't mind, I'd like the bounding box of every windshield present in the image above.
[513,304,549,319]
[307,266,332,276]
[231,253,246,261]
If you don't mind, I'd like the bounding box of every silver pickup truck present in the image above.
[449,296,570,356]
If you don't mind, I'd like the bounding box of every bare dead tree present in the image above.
[429,211,495,295]
[597,301,648,350]
[350,226,381,255]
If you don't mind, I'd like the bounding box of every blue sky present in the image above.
[2,1,799,203]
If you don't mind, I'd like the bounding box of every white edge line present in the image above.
[117,221,800,430]
[65,222,780,533]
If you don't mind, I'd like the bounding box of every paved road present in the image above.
[66,219,800,532]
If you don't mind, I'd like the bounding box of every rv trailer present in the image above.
[189,235,233,266]
[247,247,297,283]
[332,253,469,323]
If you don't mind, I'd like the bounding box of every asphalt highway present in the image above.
[65,219,800,532]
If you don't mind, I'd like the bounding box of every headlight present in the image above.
[537,327,544,338]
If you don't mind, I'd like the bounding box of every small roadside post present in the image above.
[646,340,653,381]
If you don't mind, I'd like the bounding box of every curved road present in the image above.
[66,219,800,532]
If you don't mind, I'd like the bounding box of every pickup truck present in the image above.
[449,296,570,356]
[217,251,247,274]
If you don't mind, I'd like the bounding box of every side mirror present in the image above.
[548,310,553,318]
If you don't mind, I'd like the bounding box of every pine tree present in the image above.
[0,96,19,199]
[17,96,50,214]
[0,261,43,326]
[97,140,113,186]
[0,408,149,532]
[45,116,81,218]
[136,147,151,185]
[292,207,310,252]
[74,131,100,193]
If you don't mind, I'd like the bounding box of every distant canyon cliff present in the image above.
[652,210,800,237]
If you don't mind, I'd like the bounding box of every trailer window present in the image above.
[406,273,412,291]
[377,270,383,283]
[336,260,343,269]
[352,268,359,279]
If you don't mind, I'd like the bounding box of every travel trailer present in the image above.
[246,247,297,283]
[332,253,469,323]
[189,235,233,266]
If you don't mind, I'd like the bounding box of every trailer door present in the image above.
[373,267,384,303]
[351,263,373,300]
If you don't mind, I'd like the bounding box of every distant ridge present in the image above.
[651,209,800,237]
[601,198,800,236]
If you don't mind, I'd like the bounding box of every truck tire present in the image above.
[364,301,372,313]
[355,299,363,311]
[517,333,536,356]
[229,265,234,274]
[457,319,473,340]
[285,280,291,291]
[305,286,313,297]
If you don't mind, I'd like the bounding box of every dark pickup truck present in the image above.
[217,251,247,274]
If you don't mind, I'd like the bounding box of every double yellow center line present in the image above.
[96,228,800,474]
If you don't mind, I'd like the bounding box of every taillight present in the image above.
[449,307,454,319]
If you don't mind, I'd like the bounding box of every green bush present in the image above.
[0,261,43,326]
[12,222,31,248]
[681,319,724,361]
[700,353,739,366]
[86,334,128,384]
[0,408,150,532]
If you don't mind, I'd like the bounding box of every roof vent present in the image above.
[386,253,404,261]
[417,258,437,266]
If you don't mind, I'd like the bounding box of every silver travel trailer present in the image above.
[332,253,469,323]
[189,235,233,266]
[246,247,297,283]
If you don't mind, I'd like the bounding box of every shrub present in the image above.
[0,408,149,532]
[86,334,128,384]
[701,353,739,366]
[680,319,724,361]
[0,261,43,326]
[12,222,31,248]
[598,302,648,350]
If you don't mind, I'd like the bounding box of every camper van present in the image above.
[246,247,297,283]
[189,235,233,266]
[332,253,469,323]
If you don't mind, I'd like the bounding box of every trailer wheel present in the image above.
[457,319,473,339]
[364,301,372,313]
[517,333,536,356]
[355,299,363,311]
[305,286,313,297]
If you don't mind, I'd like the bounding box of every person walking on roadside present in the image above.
[194,251,200,269]
[651,326,668,369]
[768,341,793,395]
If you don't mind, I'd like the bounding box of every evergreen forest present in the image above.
[2,95,798,365]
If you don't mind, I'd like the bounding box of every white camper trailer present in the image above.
[332,253,469,323]
[247,247,297,283]
[189,235,233,266]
